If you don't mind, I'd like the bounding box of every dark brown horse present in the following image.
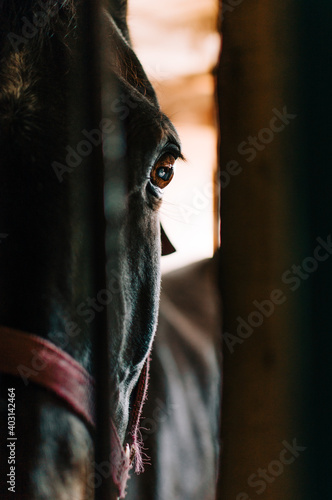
[0,1,182,498]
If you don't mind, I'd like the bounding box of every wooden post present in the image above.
[216,0,332,497]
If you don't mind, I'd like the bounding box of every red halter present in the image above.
[0,325,150,499]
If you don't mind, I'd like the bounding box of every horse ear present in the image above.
[107,0,129,40]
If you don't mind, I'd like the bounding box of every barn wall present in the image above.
[217,0,332,498]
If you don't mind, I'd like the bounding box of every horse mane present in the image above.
[0,1,76,26]
[0,1,77,165]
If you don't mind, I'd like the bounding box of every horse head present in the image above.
[0,1,181,497]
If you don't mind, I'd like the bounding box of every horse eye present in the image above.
[150,153,176,189]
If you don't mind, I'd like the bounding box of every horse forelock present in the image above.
[0,2,157,165]
[0,1,77,51]
[0,2,77,167]
[0,0,76,21]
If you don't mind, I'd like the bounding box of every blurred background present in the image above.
[128,0,220,273]
[129,1,332,499]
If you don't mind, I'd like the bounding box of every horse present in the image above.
[0,0,182,498]
[126,254,222,500]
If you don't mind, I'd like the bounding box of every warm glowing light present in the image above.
[128,0,220,272]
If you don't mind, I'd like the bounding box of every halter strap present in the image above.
[0,325,150,499]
